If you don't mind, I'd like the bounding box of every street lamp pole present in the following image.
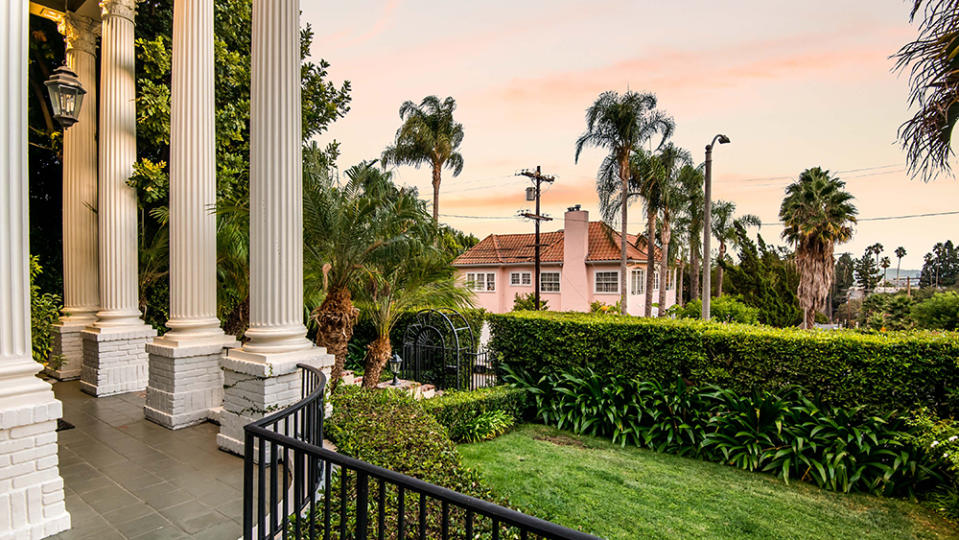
[701,134,730,321]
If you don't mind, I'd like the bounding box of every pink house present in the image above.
[453,206,677,316]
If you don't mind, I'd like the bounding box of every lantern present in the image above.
[44,65,86,129]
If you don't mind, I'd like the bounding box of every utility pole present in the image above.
[518,166,555,310]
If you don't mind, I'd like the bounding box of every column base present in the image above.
[80,325,158,397]
[144,336,240,430]
[217,346,333,456]
[45,323,90,381]
[0,399,71,540]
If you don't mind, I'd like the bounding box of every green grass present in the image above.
[458,424,959,540]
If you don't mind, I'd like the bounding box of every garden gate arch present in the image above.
[400,308,494,390]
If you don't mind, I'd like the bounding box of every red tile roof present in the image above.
[452,221,659,266]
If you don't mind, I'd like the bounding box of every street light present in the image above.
[701,134,730,321]
[44,64,86,129]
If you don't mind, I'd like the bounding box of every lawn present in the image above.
[458,424,959,540]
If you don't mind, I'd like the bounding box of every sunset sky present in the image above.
[301,0,959,269]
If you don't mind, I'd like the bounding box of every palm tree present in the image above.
[381,96,464,223]
[869,243,884,268]
[895,246,907,282]
[894,0,959,181]
[779,167,858,329]
[711,200,761,297]
[880,256,892,284]
[648,144,692,317]
[305,158,426,383]
[357,241,473,387]
[577,90,674,315]
[678,163,705,302]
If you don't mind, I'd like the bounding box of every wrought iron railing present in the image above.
[243,364,597,540]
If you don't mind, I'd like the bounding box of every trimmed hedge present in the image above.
[488,311,959,417]
[421,386,526,442]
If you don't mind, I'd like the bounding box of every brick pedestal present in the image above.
[0,401,70,540]
[80,325,157,397]
[145,338,239,429]
[46,324,85,381]
[216,347,332,456]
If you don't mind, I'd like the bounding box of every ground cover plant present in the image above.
[459,424,959,540]
[420,385,525,442]
[488,311,959,417]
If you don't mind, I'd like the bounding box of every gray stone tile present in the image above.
[111,511,175,538]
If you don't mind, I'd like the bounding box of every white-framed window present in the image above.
[594,271,619,294]
[653,270,660,291]
[666,271,674,290]
[631,269,645,295]
[540,272,560,292]
[466,272,496,292]
[510,272,532,286]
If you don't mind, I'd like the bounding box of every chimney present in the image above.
[561,205,589,311]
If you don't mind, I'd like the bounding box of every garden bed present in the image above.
[460,424,959,540]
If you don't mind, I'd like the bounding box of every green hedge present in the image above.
[488,311,959,417]
[421,386,526,441]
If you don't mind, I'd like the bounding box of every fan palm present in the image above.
[880,256,892,284]
[381,96,464,223]
[779,167,858,329]
[577,90,674,315]
[894,0,959,181]
[895,246,907,282]
[304,156,426,383]
[711,201,761,297]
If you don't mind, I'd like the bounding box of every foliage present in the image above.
[856,249,884,293]
[512,292,549,311]
[589,300,622,314]
[460,424,957,540]
[711,200,761,298]
[901,409,959,518]
[893,0,959,181]
[913,291,959,331]
[920,240,959,288]
[668,296,760,325]
[488,311,959,417]
[29,256,63,369]
[453,410,515,443]
[421,386,527,442]
[381,96,464,222]
[859,293,917,331]
[779,167,857,329]
[833,252,856,314]
[724,230,802,327]
[506,366,939,496]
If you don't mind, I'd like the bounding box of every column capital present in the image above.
[59,13,101,56]
[100,0,136,23]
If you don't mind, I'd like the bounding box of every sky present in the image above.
[300,0,959,270]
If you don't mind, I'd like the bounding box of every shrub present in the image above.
[900,409,959,518]
[913,292,959,331]
[506,366,939,496]
[512,292,548,311]
[456,410,515,443]
[668,296,760,325]
[859,293,916,330]
[488,311,959,417]
[589,300,621,314]
[421,386,526,442]
[30,256,63,370]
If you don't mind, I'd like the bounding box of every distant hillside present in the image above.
[882,269,921,280]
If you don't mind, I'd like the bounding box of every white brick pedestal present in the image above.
[46,324,85,381]
[216,348,332,456]
[80,326,157,397]
[0,401,71,540]
[145,338,239,429]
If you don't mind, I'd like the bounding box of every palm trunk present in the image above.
[644,207,656,317]
[619,158,629,315]
[431,162,442,224]
[716,242,726,297]
[677,260,685,308]
[312,287,359,386]
[362,334,392,389]
[657,216,671,317]
[689,233,700,301]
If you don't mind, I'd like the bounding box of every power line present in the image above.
[740,163,901,183]
[759,209,959,227]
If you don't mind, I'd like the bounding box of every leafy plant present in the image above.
[513,292,548,311]
[458,410,515,443]
[668,296,759,325]
[30,256,63,369]
[421,386,525,442]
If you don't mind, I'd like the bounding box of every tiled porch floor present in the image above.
[48,380,244,540]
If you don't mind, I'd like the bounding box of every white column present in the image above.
[49,14,100,381]
[81,0,156,397]
[218,0,332,455]
[0,1,71,537]
[145,0,238,430]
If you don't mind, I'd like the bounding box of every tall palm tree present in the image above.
[880,256,892,284]
[711,200,761,297]
[381,96,464,223]
[894,0,959,181]
[779,167,858,329]
[648,144,692,317]
[869,243,884,268]
[577,90,674,315]
[678,163,705,302]
[305,158,425,383]
[895,246,907,282]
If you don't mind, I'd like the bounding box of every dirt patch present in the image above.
[534,434,586,448]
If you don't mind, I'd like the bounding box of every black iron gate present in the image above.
[400,308,495,391]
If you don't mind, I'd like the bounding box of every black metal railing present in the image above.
[399,344,498,391]
[243,365,597,540]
